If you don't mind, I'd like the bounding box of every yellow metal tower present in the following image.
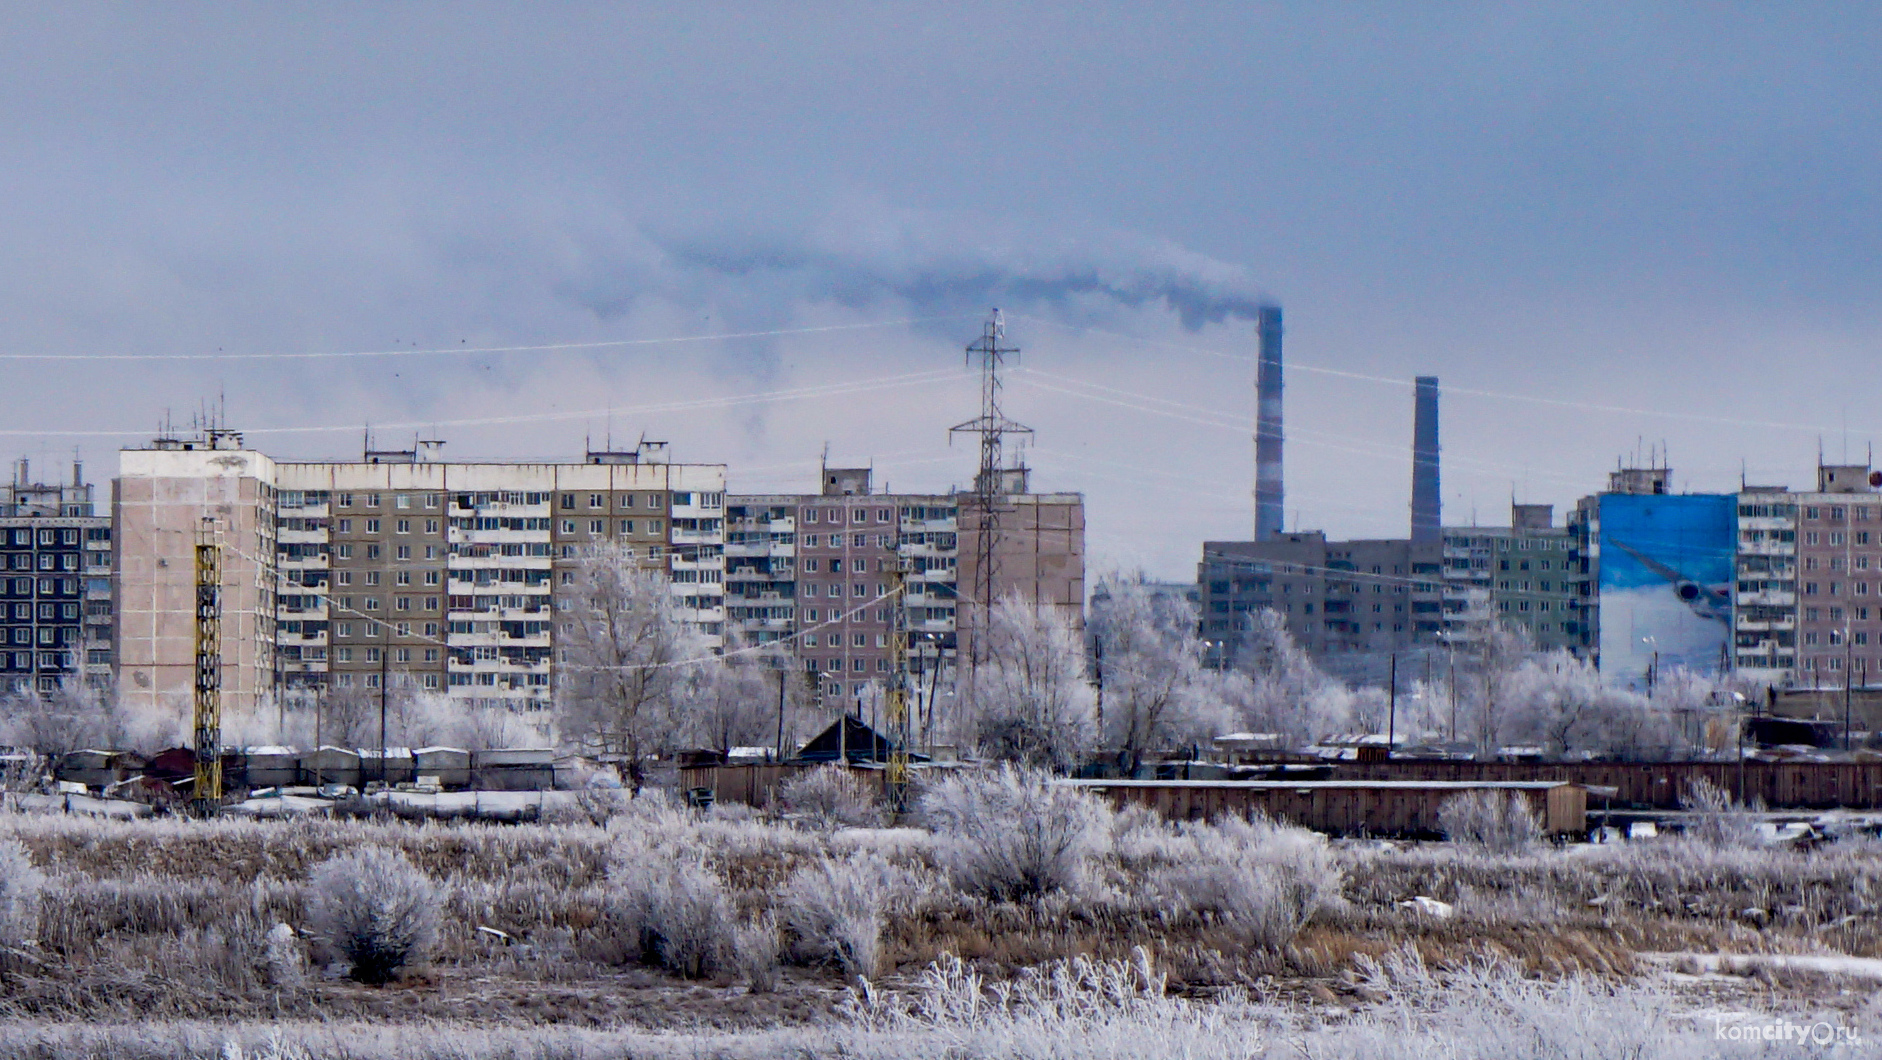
[192,523,224,810]
[885,561,911,811]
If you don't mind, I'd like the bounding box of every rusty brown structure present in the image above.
[1063,779,1587,837]
[1336,758,1882,811]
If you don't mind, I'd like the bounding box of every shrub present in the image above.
[1156,814,1342,949]
[782,852,895,979]
[777,765,884,831]
[730,911,781,993]
[0,838,44,951]
[1439,790,1542,854]
[305,848,439,985]
[1681,776,1764,849]
[917,765,1107,901]
[607,836,732,978]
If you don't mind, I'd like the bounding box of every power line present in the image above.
[0,315,972,363]
[0,368,965,438]
[1010,313,1857,437]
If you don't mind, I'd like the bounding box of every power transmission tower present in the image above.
[950,309,1030,678]
[192,521,224,814]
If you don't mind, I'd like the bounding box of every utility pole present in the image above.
[950,310,1029,681]
[774,665,787,762]
[378,635,389,786]
[1387,652,1398,756]
[885,561,911,812]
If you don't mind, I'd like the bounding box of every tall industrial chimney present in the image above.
[1411,376,1440,542]
[1254,304,1284,540]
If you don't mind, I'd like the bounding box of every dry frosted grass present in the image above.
[0,950,1851,1058]
[0,773,1877,1037]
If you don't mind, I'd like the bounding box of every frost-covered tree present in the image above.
[1,681,121,754]
[1089,575,1226,774]
[966,595,1097,772]
[689,631,792,754]
[555,544,711,788]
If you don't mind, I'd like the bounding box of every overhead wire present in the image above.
[0,315,974,362]
[1009,312,1854,437]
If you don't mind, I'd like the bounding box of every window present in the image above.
[338,493,354,508]
[424,571,440,586]
[336,544,353,559]
[396,495,411,509]
[396,597,411,611]
[805,509,819,523]
[364,571,380,586]
[336,647,353,663]
[396,545,411,560]
[365,519,380,534]
[395,519,410,534]
[367,494,381,508]
[561,520,576,534]
[619,495,635,509]
[364,597,381,611]
[426,494,441,508]
[561,494,576,510]
[336,571,353,587]
[830,559,843,573]
[620,520,634,533]
[589,519,604,534]
[337,518,352,533]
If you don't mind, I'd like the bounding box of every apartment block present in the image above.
[115,431,724,717]
[1198,532,1444,667]
[0,463,113,694]
[115,432,279,718]
[1788,465,1882,691]
[727,465,1084,706]
[1570,465,1737,690]
[1733,486,1798,684]
[1440,503,1585,654]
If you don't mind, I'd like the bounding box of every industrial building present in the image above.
[1202,356,1445,671]
[0,461,113,694]
[113,427,725,718]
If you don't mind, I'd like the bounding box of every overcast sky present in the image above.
[3,4,1880,578]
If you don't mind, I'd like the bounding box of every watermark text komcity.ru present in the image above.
[1714,1017,1862,1046]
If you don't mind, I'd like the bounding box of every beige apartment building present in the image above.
[115,431,725,718]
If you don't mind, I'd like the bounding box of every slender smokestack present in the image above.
[1411,375,1440,543]
[1254,304,1284,540]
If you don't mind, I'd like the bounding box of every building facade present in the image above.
[1440,503,1585,655]
[114,431,725,718]
[1198,532,1444,668]
[1,464,113,694]
[725,465,1085,707]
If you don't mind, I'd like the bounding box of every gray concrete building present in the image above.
[1,462,113,694]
